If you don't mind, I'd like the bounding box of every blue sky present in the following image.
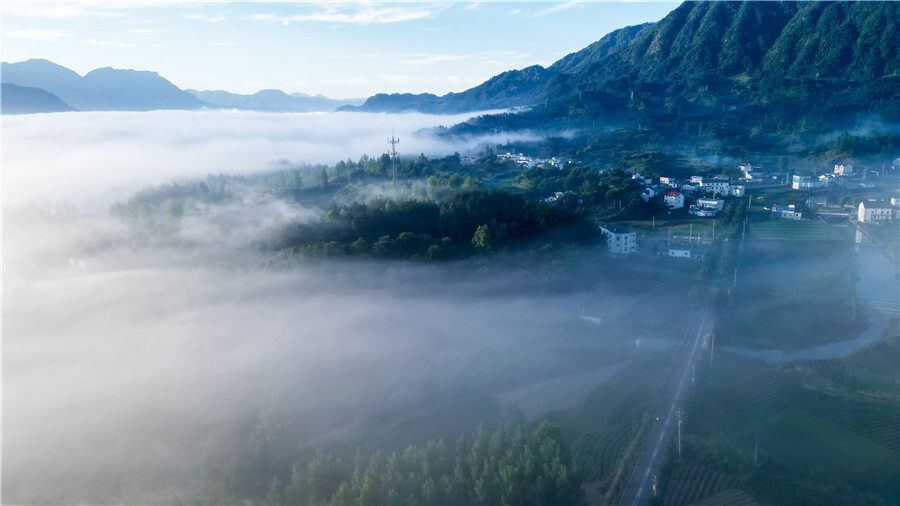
[2,1,678,98]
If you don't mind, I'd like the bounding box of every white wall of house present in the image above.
[598,224,638,254]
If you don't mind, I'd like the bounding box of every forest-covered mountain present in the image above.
[345,1,900,122]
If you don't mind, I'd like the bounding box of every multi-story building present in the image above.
[597,223,638,255]
[664,191,684,209]
[858,200,895,223]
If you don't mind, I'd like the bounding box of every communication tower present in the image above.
[388,130,400,180]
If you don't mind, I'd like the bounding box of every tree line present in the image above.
[277,188,600,261]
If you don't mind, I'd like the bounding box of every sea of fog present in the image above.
[2,109,539,212]
[1,110,683,503]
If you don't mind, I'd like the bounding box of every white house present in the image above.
[664,191,685,209]
[689,205,717,217]
[697,198,725,211]
[730,185,745,197]
[690,175,704,184]
[772,204,802,220]
[597,223,638,255]
[667,244,707,260]
[701,177,731,196]
[858,200,895,223]
[792,175,827,190]
[659,176,680,188]
[834,164,854,176]
[641,187,657,202]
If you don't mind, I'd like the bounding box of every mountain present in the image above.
[187,88,364,112]
[1,58,364,113]
[1,83,75,114]
[345,1,900,121]
[1,59,83,97]
[1,59,207,111]
[76,67,206,111]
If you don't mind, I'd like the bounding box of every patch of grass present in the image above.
[748,220,842,242]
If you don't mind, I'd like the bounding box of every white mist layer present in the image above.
[2,110,539,212]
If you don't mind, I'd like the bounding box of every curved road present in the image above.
[618,309,713,506]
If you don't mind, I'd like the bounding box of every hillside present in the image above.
[0,83,75,114]
[346,1,900,125]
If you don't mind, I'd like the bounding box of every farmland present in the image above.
[718,218,860,350]
[657,344,900,505]
[655,204,900,505]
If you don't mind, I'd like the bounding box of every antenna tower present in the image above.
[388,130,400,180]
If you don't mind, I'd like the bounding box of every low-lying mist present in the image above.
[2,110,685,504]
[2,110,541,211]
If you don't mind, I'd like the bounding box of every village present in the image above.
[591,158,900,260]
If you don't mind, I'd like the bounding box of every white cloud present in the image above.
[398,53,468,66]
[82,38,136,47]
[532,1,582,18]
[2,2,128,20]
[249,4,447,26]
[5,29,68,42]
[187,12,225,23]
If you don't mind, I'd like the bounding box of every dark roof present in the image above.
[862,200,894,209]
[597,223,634,234]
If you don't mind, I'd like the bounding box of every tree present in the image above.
[472,224,493,250]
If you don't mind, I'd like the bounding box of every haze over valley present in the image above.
[3,2,899,505]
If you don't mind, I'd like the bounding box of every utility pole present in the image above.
[675,410,684,458]
[754,437,759,466]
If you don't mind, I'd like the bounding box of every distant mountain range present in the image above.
[0,59,362,114]
[3,1,897,123]
[185,89,363,113]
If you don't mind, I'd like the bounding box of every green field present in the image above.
[748,219,843,242]
[660,341,900,506]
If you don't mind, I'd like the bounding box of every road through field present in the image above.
[618,308,712,506]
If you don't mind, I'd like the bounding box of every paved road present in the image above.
[618,309,713,506]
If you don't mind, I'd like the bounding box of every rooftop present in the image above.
[597,223,634,235]
[861,200,894,209]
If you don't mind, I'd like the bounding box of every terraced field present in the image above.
[672,354,900,504]
[693,488,761,505]
[572,423,639,477]
[662,464,739,505]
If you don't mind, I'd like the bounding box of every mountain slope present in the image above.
[0,83,75,114]
[77,67,206,111]
[1,59,84,99]
[347,1,899,119]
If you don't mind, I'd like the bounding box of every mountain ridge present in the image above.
[343,1,899,117]
[1,59,364,114]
